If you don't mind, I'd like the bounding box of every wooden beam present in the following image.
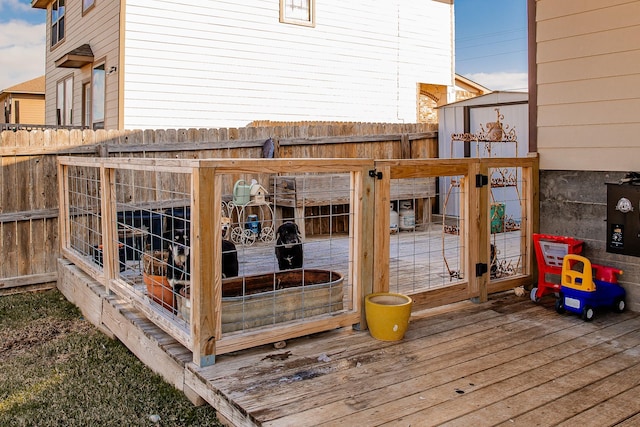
[0,208,59,223]
[191,166,218,367]
[354,166,375,327]
[0,272,57,290]
[373,165,392,295]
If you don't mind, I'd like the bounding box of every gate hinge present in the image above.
[475,174,488,187]
[369,169,382,179]
[475,263,488,277]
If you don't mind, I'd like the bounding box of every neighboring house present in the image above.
[453,74,491,103]
[31,0,455,130]
[0,76,45,125]
[418,74,491,124]
[531,0,640,310]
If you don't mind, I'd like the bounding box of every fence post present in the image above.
[100,164,117,293]
[190,164,218,367]
[372,164,391,295]
[468,160,489,303]
[354,164,376,329]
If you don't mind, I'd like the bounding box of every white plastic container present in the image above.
[390,203,399,234]
[399,200,415,231]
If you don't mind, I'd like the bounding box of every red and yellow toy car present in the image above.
[555,254,625,321]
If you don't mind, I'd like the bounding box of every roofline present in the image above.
[31,0,48,9]
[437,91,528,109]
[454,74,491,93]
[0,90,46,96]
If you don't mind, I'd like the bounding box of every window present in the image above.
[56,76,73,126]
[14,101,20,124]
[82,82,91,127]
[92,64,105,129]
[280,0,314,27]
[3,100,10,123]
[83,0,95,14]
[51,0,65,46]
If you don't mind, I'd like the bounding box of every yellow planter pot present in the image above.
[365,292,412,341]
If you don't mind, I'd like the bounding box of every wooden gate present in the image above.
[372,156,538,309]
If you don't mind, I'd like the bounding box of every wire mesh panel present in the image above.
[187,172,357,336]
[388,174,467,294]
[489,166,528,280]
[114,168,192,319]
[65,164,103,269]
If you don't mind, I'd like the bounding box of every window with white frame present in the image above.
[280,0,314,26]
[51,0,65,46]
[56,75,73,126]
[92,64,105,129]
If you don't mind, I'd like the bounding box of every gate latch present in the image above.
[475,263,488,277]
[369,169,382,179]
[475,174,488,188]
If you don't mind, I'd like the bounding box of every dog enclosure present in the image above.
[58,153,537,367]
[58,157,372,365]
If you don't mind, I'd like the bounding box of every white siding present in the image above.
[536,0,640,171]
[122,0,453,129]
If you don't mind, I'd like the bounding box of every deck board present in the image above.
[58,258,640,426]
[184,294,640,426]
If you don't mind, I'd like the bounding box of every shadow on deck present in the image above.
[58,260,640,426]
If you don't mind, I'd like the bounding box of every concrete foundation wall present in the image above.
[540,170,640,312]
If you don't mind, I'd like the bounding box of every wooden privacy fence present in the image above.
[0,123,436,294]
[57,154,537,367]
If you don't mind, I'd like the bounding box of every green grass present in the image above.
[0,289,223,427]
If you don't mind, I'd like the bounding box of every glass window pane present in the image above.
[51,23,58,45]
[92,65,105,126]
[59,16,65,41]
[83,0,95,12]
[285,0,310,21]
[57,81,64,125]
[65,77,73,125]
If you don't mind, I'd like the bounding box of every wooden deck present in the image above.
[58,259,640,426]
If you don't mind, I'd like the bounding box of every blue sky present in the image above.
[455,0,528,91]
[0,0,528,92]
[0,0,46,89]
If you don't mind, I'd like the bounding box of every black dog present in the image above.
[166,229,190,282]
[275,222,303,270]
[165,229,238,281]
[222,239,239,278]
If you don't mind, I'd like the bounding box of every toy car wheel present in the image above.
[582,305,595,322]
[613,297,626,313]
[530,287,539,303]
[555,294,565,314]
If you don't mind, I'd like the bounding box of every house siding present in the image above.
[43,0,120,128]
[536,0,640,311]
[14,94,45,124]
[122,0,453,129]
[536,0,640,171]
